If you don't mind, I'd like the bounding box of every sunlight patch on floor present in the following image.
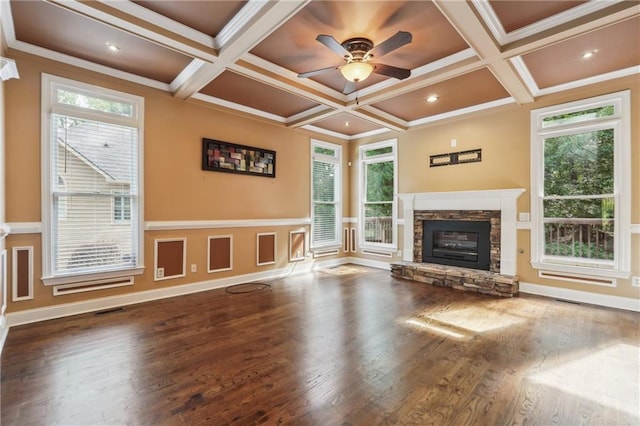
[320,265,370,275]
[422,305,524,334]
[528,343,640,419]
[403,318,468,339]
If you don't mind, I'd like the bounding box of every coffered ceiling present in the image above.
[2,0,639,139]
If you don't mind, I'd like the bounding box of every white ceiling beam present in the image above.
[433,0,534,105]
[174,0,310,99]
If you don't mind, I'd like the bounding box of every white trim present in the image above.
[408,98,515,127]
[472,0,623,46]
[529,90,631,279]
[520,282,640,313]
[11,246,34,301]
[398,189,525,276]
[310,139,342,249]
[41,74,145,283]
[256,232,277,266]
[514,58,640,98]
[0,56,19,81]
[216,0,271,48]
[289,230,306,262]
[53,276,134,296]
[516,221,532,230]
[538,270,616,288]
[154,238,187,281]
[631,224,640,234]
[191,92,286,123]
[301,124,391,141]
[312,248,340,258]
[207,235,233,273]
[359,139,398,251]
[361,249,393,259]
[6,222,42,234]
[342,217,358,224]
[1,250,6,317]
[98,0,215,49]
[145,217,310,231]
[19,41,168,91]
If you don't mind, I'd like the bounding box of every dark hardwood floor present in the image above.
[2,265,639,425]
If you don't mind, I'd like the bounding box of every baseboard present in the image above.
[520,282,640,312]
[0,316,9,355]
[6,258,356,327]
[347,256,392,270]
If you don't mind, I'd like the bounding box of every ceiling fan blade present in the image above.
[366,31,412,59]
[373,64,411,80]
[316,34,351,58]
[297,65,340,78]
[343,80,357,95]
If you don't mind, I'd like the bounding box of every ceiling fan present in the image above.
[297,31,413,94]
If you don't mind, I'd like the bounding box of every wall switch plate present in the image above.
[632,276,640,287]
[518,212,530,221]
[191,264,197,273]
[157,267,164,278]
[397,250,402,257]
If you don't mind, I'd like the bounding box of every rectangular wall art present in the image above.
[202,138,276,178]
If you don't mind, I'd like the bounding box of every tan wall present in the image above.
[4,51,349,313]
[4,49,638,315]
[350,75,640,300]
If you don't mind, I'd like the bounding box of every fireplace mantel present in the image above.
[398,189,525,276]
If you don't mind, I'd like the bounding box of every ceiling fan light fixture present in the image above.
[340,61,373,83]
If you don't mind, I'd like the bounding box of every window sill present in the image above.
[42,266,145,286]
[531,261,630,279]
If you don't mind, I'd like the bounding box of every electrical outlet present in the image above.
[397,250,402,257]
[191,264,197,273]
[519,212,530,221]
[632,276,640,287]
[156,267,164,279]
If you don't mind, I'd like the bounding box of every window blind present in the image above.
[312,159,337,245]
[51,114,138,275]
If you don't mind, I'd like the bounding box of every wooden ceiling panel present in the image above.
[132,1,246,37]
[489,0,587,33]
[250,1,469,93]
[10,0,192,84]
[199,71,320,118]
[522,17,640,89]
[310,112,383,136]
[371,69,511,122]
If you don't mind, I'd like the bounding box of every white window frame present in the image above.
[41,74,145,285]
[310,139,342,250]
[359,138,398,252]
[530,90,631,279]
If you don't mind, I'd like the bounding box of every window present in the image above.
[311,140,342,248]
[42,74,144,284]
[360,139,397,250]
[112,191,132,223]
[530,91,630,278]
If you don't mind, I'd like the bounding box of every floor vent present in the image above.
[95,307,125,316]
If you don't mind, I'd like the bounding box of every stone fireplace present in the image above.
[416,210,500,272]
[392,189,525,297]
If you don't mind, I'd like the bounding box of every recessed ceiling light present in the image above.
[344,121,350,127]
[106,42,120,52]
[582,49,598,59]
[426,95,439,103]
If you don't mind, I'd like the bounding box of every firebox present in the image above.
[422,220,491,270]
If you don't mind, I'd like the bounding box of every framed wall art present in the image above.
[202,138,276,178]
